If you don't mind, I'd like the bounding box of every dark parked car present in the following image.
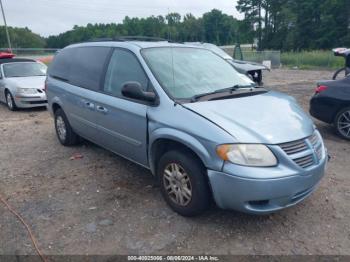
[310,76,350,140]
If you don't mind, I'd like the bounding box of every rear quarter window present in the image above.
[49,48,75,81]
[49,46,111,91]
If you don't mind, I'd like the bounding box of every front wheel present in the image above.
[334,107,350,140]
[157,150,210,217]
[5,91,17,111]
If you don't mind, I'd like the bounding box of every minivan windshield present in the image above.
[142,47,254,99]
[3,62,47,78]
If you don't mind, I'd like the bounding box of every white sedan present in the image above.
[0,58,47,111]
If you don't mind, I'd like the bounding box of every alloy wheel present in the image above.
[338,110,350,138]
[56,116,67,141]
[6,93,13,110]
[163,163,192,206]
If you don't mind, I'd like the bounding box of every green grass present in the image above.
[281,51,344,70]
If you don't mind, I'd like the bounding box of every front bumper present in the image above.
[208,154,327,214]
[14,92,47,108]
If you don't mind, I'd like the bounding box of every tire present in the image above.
[54,108,80,146]
[333,67,346,80]
[157,149,210,217]
[5,91,17,111]
[334,107,350,141]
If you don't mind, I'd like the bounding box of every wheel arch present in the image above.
[50,95,64,115]
[4,87,11,97]
[149,128,213,176]
[52,102,62,114]
[333,103,350,121]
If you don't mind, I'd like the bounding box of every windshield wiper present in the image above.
[190,84,255,102]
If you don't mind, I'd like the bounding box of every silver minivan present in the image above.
[47,40,327,216]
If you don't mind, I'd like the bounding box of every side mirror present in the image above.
[121,82,156,103]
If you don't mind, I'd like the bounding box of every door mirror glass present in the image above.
[121,82,156,103]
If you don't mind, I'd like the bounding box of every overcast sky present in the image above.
[0,0,241,37]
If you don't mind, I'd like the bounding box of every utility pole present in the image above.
[0,0,12,52]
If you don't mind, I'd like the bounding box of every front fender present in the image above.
[149,127,221,175]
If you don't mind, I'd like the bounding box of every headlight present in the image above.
[17,88,37,94]
[216,144,277,167]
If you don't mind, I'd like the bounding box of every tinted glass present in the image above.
[104,49,148,96]
[142,47,253,99]
[48,48,76,81]
[3,62,47,78]
[69,47,111,91]
[49,46,111,91]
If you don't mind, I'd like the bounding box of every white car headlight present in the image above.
[216,144,277,167]
[17,88,37,94]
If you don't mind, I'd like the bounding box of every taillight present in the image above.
[315,85,328,94]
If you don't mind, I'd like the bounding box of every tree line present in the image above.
[237,0,350,51]
[1,3,349,51]
[45,10,245,48]
[0,26,46,49]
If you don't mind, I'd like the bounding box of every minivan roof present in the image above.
[66,40,203,51]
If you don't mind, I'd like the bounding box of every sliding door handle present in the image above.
[96,105,108,114]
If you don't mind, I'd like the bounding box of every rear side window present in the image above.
[49,48,75,81]
[49,46,111,91]
[69,47,111,91]
[104,49,148,97]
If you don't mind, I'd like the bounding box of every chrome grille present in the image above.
[309,133,319,147]
[309,132,323,160]
[279,139,308,155]
[294,154,314,168]
[278,131,323,169]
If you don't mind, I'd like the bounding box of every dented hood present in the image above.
[184,91,314,144]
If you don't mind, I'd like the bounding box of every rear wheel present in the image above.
[157,150,210,217]
[54,108,80,146]
[333,67,346,80]
[334,107,350,140]
[5,91,17,111]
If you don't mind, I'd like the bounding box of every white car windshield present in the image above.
[142,47,253,99]
[3,62,47,78]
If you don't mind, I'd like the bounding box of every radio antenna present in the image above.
[167,7,171,41]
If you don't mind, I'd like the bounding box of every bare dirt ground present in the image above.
[0,69,349,256]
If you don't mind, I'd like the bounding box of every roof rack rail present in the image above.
[88,36,168,42]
